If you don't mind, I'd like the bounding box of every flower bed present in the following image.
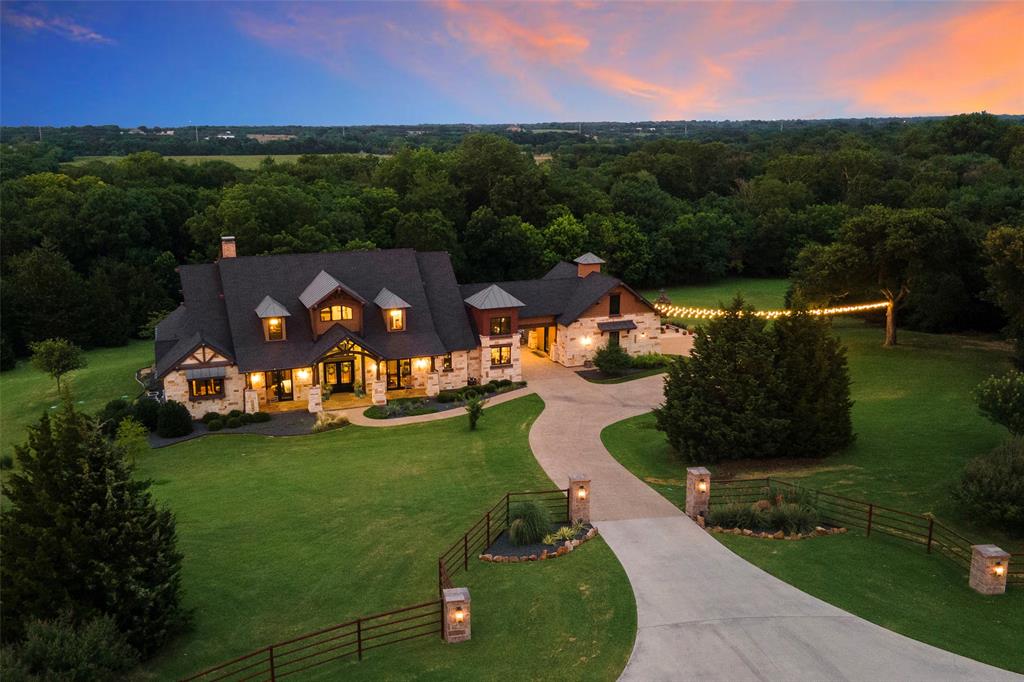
[705,524,847,540]
[363,380,527,419]
[479,523,598,563]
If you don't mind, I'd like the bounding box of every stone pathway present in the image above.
[519,352,1020,682]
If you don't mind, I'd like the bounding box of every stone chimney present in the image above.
[220,235,237,260]
[574,252,605,278]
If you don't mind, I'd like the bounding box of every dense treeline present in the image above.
[2,113,1022,365]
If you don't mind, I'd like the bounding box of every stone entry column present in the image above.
[969,545,1010,595]
[426,371,440,398]
[306,385,322,413]
[685,467,711,520]
[569,474,591,524]
[243,389,260,414]
[441,587,471,643]
[371,380,387,406]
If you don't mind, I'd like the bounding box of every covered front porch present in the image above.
[260,387,429,414]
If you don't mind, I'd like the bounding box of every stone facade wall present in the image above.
[437,350,470,390]
[551,312,662,367]
[475,335,523,382]
[164,365,246,419]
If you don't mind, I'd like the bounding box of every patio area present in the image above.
[262,388,429,414]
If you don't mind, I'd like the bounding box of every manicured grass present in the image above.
[714,532,1024,673]
[579,367,667,384]
[647,278,790,317]
[140,396,635,680]
[0,341,152,458]
[604,278,1021,670]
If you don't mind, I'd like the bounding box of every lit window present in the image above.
[267,317,284,341]
[490,345,512,367]
[388,309,405,331]
[189,378,224,399]
[321,305,354,322]
[442,353,453,372]
[490,316,511,335]
[319,308,331,322]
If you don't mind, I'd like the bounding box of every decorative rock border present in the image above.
[479,527,599,563]
[707,525,848,541]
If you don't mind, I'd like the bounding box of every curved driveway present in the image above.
[521,351,1019,682]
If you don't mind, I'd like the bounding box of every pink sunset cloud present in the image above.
[2,5,114,45]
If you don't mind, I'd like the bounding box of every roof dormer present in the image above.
[255,295,290,342]
[464,284,525,338]
[374,288,411,332]
[574,252,605,278]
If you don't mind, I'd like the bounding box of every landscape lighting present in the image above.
[453,606,464,624]
[993,562,1005,577]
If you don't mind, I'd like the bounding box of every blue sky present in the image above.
[2,1,1021,126]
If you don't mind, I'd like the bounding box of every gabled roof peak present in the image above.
[374,287,411,309]
[254,295,290,319]
[464,284,525,310]
[299,270,367,308]
[573,252,606,265]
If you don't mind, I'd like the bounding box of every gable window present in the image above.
[320,305,353,322]
[266,317,285,341]
[387,309,405,331]
[441,352,453,372]
[609,294,621,316]
[490,345,512,367]
[489,316,512,336]
[190,378,224,399]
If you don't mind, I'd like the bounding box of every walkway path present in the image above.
[520,351,1019,682]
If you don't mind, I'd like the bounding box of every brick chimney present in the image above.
[219,235,237,260]
[573,252,605,278]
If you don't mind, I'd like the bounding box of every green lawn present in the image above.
[606,278,1022,671]
[650,278,790,316]
[0,341,152,458]
[140,395,636,680]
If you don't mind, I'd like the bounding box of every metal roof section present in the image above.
[573,252,606,265]
[463,284,526,310]
[374,287,411,309]
[298,270,368,308]
[598,319,638,332]
[254,295,291,319]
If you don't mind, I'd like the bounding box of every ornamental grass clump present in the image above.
[507,501,551,546]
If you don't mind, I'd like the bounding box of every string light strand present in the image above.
[654,301,889,320]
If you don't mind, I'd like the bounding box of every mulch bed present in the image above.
[148,411,316,448]
[365,383,527,419]
[575,367,657,381]
[479,523,597,562]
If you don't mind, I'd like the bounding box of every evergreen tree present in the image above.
[655,297,787,463]
[1,399,186,656]
[772,310,854,458]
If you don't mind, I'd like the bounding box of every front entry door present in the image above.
[324,360,355,392]
[268,369,294,402]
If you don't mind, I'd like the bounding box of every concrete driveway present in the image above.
[521,351,1020,682]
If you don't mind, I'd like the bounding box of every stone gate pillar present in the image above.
[569,474,591,524]
[969,545,1010,595]
[442,587,471,643]
[685,467,711,520]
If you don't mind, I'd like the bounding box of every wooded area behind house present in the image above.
[2,113,1022,366]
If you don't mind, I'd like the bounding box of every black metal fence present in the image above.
[712,478,1022,586]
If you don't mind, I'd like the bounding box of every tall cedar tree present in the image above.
[656,297,787,463]
[1,399,186,656]
[772,310,854,458]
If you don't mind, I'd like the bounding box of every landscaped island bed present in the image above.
[603,314,1024,672]
[139,396,636,680]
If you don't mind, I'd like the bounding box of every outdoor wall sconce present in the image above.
[250,372,264,387]
[577,486,587,500]
[581,336,592,346]
[453,606,464,624]
[367,361,377,377]
[414,357,429,370]
[296,368,310,381]
[994,562,1005,577]
[697,479,708,494]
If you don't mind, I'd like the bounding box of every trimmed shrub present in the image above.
[975,371,1024,435]
[437,390,459,403]
[0,454,13,470]
[227,409,243,419]
[630,353,670,369]
[206,419,224,432]
[497,379,513,388]
[239,413,255,425]
[507,501,551,546]
[225,417,242,429]
[200,411,222,424]
[156,400,193,438]
[251,411,271,423]
[2,612,139,682]
[593,343,632,376]
[954,437,1024,533]
[97,399,134,437]
[132,397,161,431]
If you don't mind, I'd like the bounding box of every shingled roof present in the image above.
[464,284,525,310]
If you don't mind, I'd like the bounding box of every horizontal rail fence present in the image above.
[711,478,1021,581]
[438,488,569,595]
[182,599,442,682]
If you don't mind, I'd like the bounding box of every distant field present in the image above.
[643,278,791,322]
[67,153,387,169]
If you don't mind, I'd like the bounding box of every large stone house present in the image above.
[154,237,663,418]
